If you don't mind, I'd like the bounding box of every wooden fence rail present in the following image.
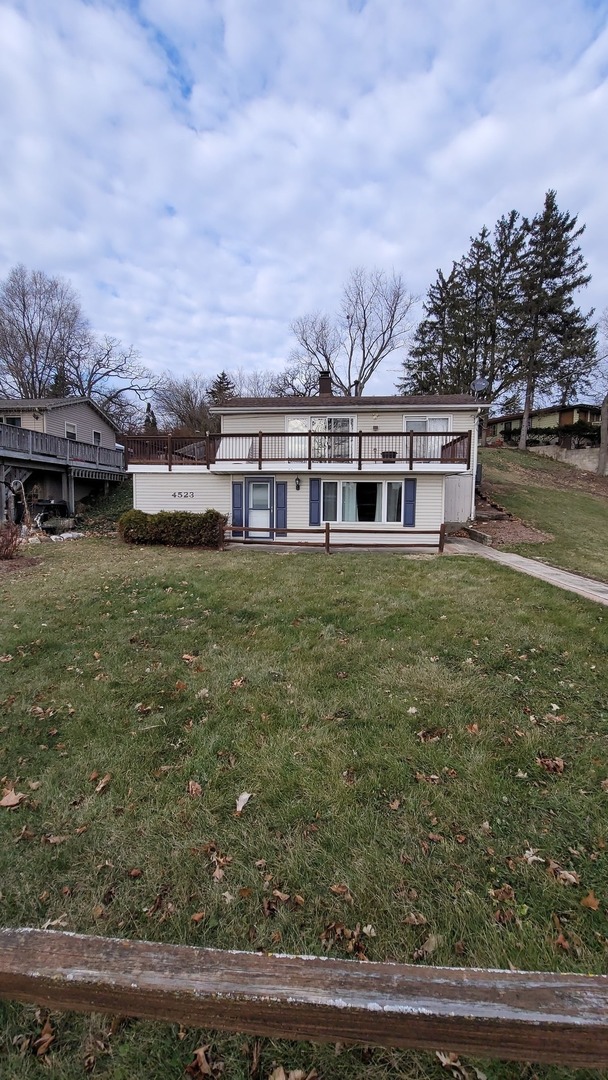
[221,523,445,553]
[1,930,607,1067]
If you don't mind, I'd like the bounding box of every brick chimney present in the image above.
[318,370,333,395]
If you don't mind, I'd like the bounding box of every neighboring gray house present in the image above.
[0,398,125,523]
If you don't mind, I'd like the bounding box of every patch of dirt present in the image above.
[482,453,608,498]
[475,520,553,546]
[0,556,41,577]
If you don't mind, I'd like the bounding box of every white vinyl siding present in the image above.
[132,472,231,515]
[221,409,477,439]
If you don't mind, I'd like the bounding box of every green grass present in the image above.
[480,448,608,582]
[1,541,607,1079]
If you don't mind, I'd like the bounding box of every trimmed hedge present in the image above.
[118,509,227,547]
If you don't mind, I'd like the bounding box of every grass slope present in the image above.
[0,541,607,1079]
[480,449,608,582]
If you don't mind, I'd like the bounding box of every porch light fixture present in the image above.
[295,476,301,491]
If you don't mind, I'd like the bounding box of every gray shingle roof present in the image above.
[215,394,484,411]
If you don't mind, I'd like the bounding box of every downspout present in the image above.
[471,408,481,521]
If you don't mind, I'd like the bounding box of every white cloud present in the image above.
[1,0,607,395]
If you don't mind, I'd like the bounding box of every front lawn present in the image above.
[0,541,607,1079]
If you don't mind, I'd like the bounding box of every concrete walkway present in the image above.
[446,538,608,607]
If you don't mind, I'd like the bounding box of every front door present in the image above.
[246,479,273,538]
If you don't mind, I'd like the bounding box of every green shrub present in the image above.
[118,508,226,548]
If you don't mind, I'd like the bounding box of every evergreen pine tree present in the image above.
[207,370,237,406]
[516,191,595,448]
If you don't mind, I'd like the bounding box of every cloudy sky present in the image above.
[1,0,607,393]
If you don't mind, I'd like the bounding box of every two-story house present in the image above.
[0,397,125,524]
[126,378,484,551]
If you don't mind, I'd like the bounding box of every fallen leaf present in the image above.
[272,889,290,902]
[404,912,427,925]
[413,933,440,962]
[235,791,253,815]
[28,780,41,790]
[547,860,580,886]
[580,890,600,910]
[92,905,105,919]
[185,1043,221,1077]
[94,773,111,795]
[523,847,544,865]
[0,655,14,663]
[231,676,247,688]
[34,1016,55,1058]
[135,702,153,714]
[490,884,515,903]
[0,789,26,808]
[362,924,376,937]
[188,779,203,798]
[600,778,608,791]
[175,680,187,691]
[407,706,418,715]
[128,868,143,878]
[466,723,479,734]
[555,932,570,951]
[388,798,401,810]
[191,911,206,923]
[182,654,196,663]
[330,883,354,904]
[537,756,565,774]
[43,834,68,845]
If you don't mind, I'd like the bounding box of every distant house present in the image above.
[487,403,601,441]
[125,374,488,550]
[0,397,125,523]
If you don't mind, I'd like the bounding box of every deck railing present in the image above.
[1,929,607,1067]
[0,425,125,470]
[125,431,472,470]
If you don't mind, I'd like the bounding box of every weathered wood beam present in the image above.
[0,930,607,1066]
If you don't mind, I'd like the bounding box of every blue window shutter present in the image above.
[232,481,243,537]
[403,478,417,527]
[276,481,287,534]
[309,478,321,526]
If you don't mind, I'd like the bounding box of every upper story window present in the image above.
[5,416,22,427]
[65,422,77,441]
[403,416,450,432]
[93,430,101,446]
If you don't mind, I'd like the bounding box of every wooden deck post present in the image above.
[167,434,173,472]
[409,430,414,470]
[324,521,330,554]
[307,431,312,471]
[439,522,446,552]
[258,431,263,471]
[357,430,363,470]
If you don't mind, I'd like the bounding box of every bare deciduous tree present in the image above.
[230,367,278,398]
[291,268,417,396]
[269,359,320,396]
[152,373,212,433]
[0,264,87,397]
[0,264,155,430]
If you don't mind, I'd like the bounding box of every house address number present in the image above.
[172,491,195,498]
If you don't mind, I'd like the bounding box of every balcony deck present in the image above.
[126,431,472,472]
[0,425,125,474]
